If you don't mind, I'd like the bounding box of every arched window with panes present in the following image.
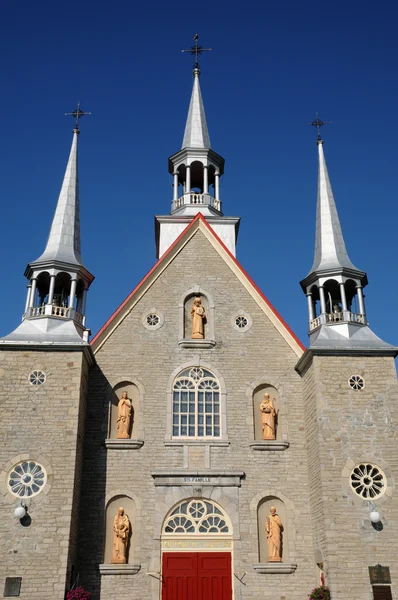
[172,367,220,438]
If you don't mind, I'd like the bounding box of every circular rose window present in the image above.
[349,375,364,391]
[350,463,386,499]
[146,314,159,326]
[8,461,47,498]
[28,371,46,386]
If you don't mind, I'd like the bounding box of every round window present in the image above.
[235,316,248,329]
[350,463,386,499]
[28,371,46,386]
[146,314,159,326]
[232,312,252,332]
[349,375,364,391]
[142,309,164,330]
[8,461,47,498]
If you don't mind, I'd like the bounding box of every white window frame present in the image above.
[165,362,228,443]
[172,368,220,439]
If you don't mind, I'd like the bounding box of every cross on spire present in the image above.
[65,102,91,132]
[309,113,332,141]
[181,33,212,69]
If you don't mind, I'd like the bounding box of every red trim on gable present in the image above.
[91,212,304,352]
[195,214,305,352]
[91,214,204,346]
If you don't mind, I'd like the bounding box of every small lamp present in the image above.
[368,502,380,524]
[370,510,380,523]
[14,503,26,519]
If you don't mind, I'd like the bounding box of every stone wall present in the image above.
[0,348,90,599]
[77,230,317,599]
[300,353,398,599]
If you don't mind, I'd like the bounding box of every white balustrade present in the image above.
[310,312,366,330]
[310,316,321,330]
[26,304,84,325]
[175,193,220,210]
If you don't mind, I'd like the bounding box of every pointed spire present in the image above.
[182,67,211,149]
[33,129,83,266]
[310,138,360,272]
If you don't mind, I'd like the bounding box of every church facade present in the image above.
[0,58,398,600]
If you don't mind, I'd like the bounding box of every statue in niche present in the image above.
[259,393,278,440]
[111,507,131,564]
[116,391,132,439]
[266,506,283,562]
[190,297,206,339]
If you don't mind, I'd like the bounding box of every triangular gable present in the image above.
[91,213,305,356]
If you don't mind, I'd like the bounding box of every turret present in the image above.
[0,106,94,345]
[300,117,395,352]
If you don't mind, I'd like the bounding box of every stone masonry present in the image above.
[76,229,317,600]
[0,348,91,599]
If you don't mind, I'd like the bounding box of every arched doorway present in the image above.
[161,498,233,599]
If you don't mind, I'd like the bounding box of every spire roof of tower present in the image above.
[32,128,84,267]
[182,67,211,149]
[310,138,361,273]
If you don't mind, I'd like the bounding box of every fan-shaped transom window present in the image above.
[164,500,230,535]
[172,367,220,438]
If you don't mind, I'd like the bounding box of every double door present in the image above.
[162,552,232,600]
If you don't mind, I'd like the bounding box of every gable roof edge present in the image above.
[91,213,305,357]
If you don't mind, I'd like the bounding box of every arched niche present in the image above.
[178,286,215,347]
[257,496,289,563]
[184,293,209,339]
[110,382,141,440]
[104,495,136,564]
[253,384,280,441]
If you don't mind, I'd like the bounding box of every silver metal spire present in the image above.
[32,128,83,266]
[181,35,211,149]
[310,137,360,273]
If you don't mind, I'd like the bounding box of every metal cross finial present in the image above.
[181,33,212,69]
[65,102,91,131]
[309,113,331,141]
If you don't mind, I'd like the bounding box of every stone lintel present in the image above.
[253,563,297,574]
[99,562,141,575]
[105,439,144,450]
[151,470,245,487]
[249,441,290,451]
[178,339,216,349]
[164,440,229,447]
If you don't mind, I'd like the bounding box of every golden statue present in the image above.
[266,506,283,562]
[259,393,278,440]
[116,391,132,439]
[111,507,131,564]
[190,297,206,339]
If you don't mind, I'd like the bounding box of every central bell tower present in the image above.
[155,36,240,258]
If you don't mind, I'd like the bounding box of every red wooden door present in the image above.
[198,552,232,600]
[162,553,198,600]
[162,552,232,600]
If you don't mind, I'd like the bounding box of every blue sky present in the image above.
[1,0,397,347]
